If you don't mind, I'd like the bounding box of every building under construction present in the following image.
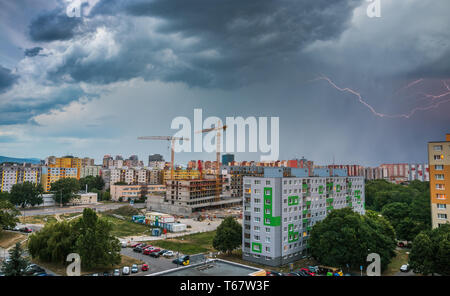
[147,176,242,215]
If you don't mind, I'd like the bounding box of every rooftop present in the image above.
[150,259,264,276]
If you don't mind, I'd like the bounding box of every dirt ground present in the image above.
[0,231,26,249]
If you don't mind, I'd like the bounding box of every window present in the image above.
[437,204,447,209]
[254,208,260,213]
[434,155,444,160]
[435,174,444,180]
[437,214,447,219]
[265,237,271,243]
[433,145,443,151]
[266,180,271,185]
[436,194,446,199]
[436,184,445,190]
[435,165,444,170]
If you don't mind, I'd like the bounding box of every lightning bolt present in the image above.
[396,79,424,93]
[314,75,450,119]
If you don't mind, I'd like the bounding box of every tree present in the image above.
[0,199,19,230]
[1,242,29,276]
[396,217,426,242]
[409,225,450,276]
[381,202,409,227]
[0,191,10,201]
[28,208,122,271]
[50,178,80,205]
[28,221,76,264]
[9,182,44,208]
[79,176,105,192]
[114,181,127,185]
[212,216,242,254]
[309,208,396,271]
[73,208,121,269]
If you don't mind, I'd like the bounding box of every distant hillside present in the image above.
[0,156,41,164]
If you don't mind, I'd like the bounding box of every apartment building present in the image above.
[0,164,41,192]
[80,165,102,178]
[428,134,450,228]
[109,167,162,185]
[242,167,365,266]
[41,167,78,192]
[110,184,166,201]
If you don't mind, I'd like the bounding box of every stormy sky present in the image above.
[0,0,449,166]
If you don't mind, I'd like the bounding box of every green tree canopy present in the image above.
[0,199,19,230]
[28,208,121,271]
[409,225,450,276]
[79,175,105,192]
[212,216,242,254]
[381,202,409,227]
[9,182,44,208]
[50,178,80,205]
[309,208,396,271]
[1,242,29,276]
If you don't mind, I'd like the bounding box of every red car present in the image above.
[141,264,149,271]
[299,268,316,276]
[143,247,156,255]
[149,248,160,253]
[130,243,142,248]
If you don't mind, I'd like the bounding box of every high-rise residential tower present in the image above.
[428,133,450,228]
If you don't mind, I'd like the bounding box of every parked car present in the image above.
[122,266,130,275]
[113,269,120,276]
[308,266,319,273]
[103,271,111,276]
[172,255,190,265]
[296,270,310,276]
[266,270,283,276]
[133,246,144,253]
[162,250,174,257]
[20,227,33,233]
[149,250,163,258]
[398,242,405,248]
[141,264,149,271]
[24,264,45,276]
[130,243,142,248]
[286,272,301,276]
[131,264,138,273]
[143,248,153,255]
[159,250,169,256]
[299,268,316,276]
[121,241,128,248]
[400,264,410,272]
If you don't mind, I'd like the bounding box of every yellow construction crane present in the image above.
[196,122,227,202]
[137,136,189,180]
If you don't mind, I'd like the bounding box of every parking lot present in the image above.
[120,247,182,276]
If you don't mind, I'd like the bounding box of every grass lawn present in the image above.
[151,231,217,255]
[19,215,57,224]
[100,214,151,238]
[383,249,410,276]
[0,231,26,249]
[59,213,82,220]
[32,254,144,276]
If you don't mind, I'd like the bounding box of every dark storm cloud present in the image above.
[0,65,18,93]
[24,47,44,57]
[29,9,81,42]
[52,0,363,88]
[409,49,450,79]
[0,86,88,125]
